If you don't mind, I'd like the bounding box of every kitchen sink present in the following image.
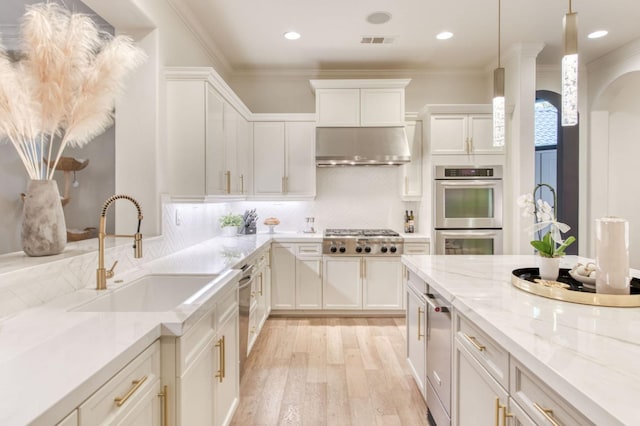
[74,274,219,312]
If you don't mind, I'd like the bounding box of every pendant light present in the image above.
[562,0,578,126]
[492,0,505,147]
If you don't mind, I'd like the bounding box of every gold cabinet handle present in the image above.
[281,176,286,193]
[362,258,367,279]
[469,137,473,153]
[418,306,425,340]
[495,397,500,426]
[240,174,244,194]
[157,385,168,426]
[225,170,231,194]
[464,333,486,352]
[533,403,561,426]
[215,336,225,383]
[404,176,408,194]
[251,290,256,298]
[259,272,263,296]
[114,376,147,407]
[501,402,514,425]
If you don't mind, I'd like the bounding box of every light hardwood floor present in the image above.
[231,317,429,426]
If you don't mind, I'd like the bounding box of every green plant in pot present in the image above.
[219,213,243,236]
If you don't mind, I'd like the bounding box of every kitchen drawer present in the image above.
[404,242,430,255]
[78,341,161,425]
[177,307,216,374]
[407,270,427,295]
[510,359,594,426]
[296,243,322,256]
[216,284,238,326]
[455,313,509,389]
[56,410,78,426]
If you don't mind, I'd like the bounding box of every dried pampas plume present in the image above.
[0,2,146,180]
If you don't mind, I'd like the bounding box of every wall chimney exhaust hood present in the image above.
[316,127,410,167]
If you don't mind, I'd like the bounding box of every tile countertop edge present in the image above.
[401,254,635,426]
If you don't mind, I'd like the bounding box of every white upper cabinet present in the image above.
[400,120,423,199]
[166,67,252,199]
[253,120,316,198]
[311,79,410,127]
[429,109,502,155]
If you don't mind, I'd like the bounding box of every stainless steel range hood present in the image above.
[316,127,411,167]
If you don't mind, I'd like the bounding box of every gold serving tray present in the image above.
[511,268,640,308]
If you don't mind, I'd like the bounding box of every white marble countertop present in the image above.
[401,254,640,426]
[0,232,319,426]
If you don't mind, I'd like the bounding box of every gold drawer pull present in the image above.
[114,376,148,407]
[215,335,225,383]
[418,306,425,340]
[157,385,168,426]
[534,402,561,426]
[464,333,486,352]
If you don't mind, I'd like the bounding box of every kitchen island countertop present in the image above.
[402,254,640,426]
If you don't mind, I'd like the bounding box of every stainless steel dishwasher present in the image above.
[237,263,255,378]
[426,287,452,426]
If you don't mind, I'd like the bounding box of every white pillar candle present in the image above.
[595,217,630,295]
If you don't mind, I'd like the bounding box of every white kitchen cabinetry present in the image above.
[363,258,403,309]
[162,283,239,426]
[253,121,315,197]
[166,68,251,198]
[271,243,322,310]
[323,257,362,309]
[400,120,423,199]
[404,242,430,255]
[311,79,410,127]
[406,277,427,401]
[430,113,499,155]
[78,341,162,426]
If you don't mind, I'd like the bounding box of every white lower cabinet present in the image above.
[271,243,296,309]
[162,283,239,426]
[363,257,403,309]
[249,248,271,352]
[406,282,427,401]
[271,243,323,311]
[78,341,162,426]
[404,242,430,255]
[57,410,78,426]
[323,257,362,309]
[295,256,323,309]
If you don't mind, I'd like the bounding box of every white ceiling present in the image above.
[169,0,640,73]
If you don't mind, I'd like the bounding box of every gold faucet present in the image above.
[96,195,143,290]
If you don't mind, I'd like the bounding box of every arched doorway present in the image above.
[535,90,579,254]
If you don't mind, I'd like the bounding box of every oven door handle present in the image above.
[438,180,499,187]
[439,230,499,237]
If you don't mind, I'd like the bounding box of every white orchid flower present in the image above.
[530,219,571,244]
[517,193,535,217]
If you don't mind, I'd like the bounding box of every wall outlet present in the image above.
[175,209,183,226]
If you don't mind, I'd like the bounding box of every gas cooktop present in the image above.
[323,229,403,256]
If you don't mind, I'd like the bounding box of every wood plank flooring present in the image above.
[231,317,429,426]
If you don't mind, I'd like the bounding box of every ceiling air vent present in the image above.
[360,36,395,44]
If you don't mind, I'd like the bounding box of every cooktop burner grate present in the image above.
[324,228,400,237]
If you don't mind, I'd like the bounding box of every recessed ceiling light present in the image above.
[436,31,454,40]
[366,11,392,25]
[588,30,608,39]
[284,31,301,40]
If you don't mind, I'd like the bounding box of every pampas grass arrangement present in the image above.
[0,2,146,180]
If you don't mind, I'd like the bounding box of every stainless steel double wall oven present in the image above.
[434,165,503,255]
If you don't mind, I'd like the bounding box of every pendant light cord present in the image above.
[497,0,501,67]
[569,0,572,14]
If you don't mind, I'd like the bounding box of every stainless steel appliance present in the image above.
[322,229,404,256]
[426,287,452,426]
[237,262,256,378]
[316,127,411,166]
[434,165,503,255]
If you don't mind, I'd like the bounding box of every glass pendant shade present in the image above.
[493,67,505,147]
[562,11,578,126]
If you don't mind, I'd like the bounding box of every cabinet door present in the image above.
[323,257,362,309]
[360,88,405,126]
[406,285,427,401]
[253,122,285,195]
[236,116,252,195]
[363,258,403,309]
[214,309,239,426]
[57,410,78,426]
[401,121,422,199]
[316,89,360,126]
[454,341,508,426]
[205,85,226,195]
[285,121,316,196]
[271,243,296,309]
[166,80,206,195]
[468,114,501,154]
[429,114,468,154]
[222,103,238,194]
[113,379,162,426]
[507,398,537,426]
[177,339,215,426]
[295,256,322,309]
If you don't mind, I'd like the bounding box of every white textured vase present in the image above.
[21,180,67,256]
[538,256,560,281]
[221,226,238,237]
[595,217,630,295]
